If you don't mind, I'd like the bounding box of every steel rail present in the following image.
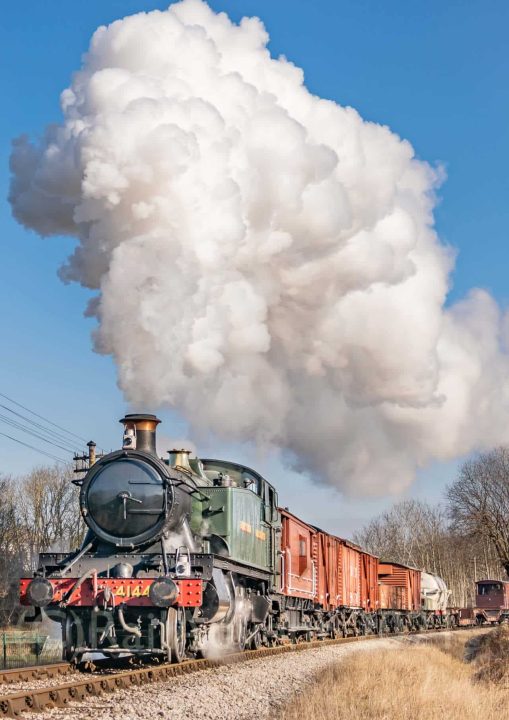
[0,627,484,718]
[0,663,71,685]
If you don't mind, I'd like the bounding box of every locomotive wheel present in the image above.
[166,607,186,663]
[62,614,81,662]
[250,628,262,650]
[232,611,247,651]
[63,618,74,662]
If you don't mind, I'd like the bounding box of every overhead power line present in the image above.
[0,391,107,461]
[0,413,77,454]
[0,431,67,464]
[0,391,88,443]
[0,404,78,452]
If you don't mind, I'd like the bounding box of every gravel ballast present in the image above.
[34,637,399,720]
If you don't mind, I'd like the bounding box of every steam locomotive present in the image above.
[20,414,458,664]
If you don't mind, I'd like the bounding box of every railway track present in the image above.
[0,664,71,685]
[0,628,482,718]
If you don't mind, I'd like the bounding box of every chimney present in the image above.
[120,414,161,455]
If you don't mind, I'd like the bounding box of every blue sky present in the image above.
[0,0,508,535]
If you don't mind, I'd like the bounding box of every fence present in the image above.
[0,632,62,669]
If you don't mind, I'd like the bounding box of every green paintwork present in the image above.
[202,487,272,569]
[182,458,281,581]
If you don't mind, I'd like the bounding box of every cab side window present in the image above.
[242,470,260,494]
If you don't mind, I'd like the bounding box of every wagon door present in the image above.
[317,532,336,610]
[361,552,379,612]
[342,544,361,608]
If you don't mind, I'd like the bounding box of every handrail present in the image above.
[286,548,315,597]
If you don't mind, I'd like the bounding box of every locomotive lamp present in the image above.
[122,427,136,448]
[175,546,192,577]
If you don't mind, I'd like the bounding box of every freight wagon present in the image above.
[378,560,423,631]
[279,509,379,637]
[313,529,378,635]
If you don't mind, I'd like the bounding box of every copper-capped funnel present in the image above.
[120,413,161,455]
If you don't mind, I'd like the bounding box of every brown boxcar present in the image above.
[280,509,379,613]
[314,531,379,611]
[279,509,317,600]
[378,561,421,612]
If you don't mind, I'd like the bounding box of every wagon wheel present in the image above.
[330,616,340,639]
[166,607,186,663]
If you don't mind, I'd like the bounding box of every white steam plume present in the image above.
[9,1,509,495]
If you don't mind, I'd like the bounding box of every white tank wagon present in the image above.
[421,572,450,623]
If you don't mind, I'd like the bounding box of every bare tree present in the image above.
[353,500,446,570]
[0,465,85,625]
[0,475,27,625]
[354,498,501,606]
[17,464,84,569]
[447,447,509,577]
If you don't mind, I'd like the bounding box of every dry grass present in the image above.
[280,636,509,720]
[472,624,509,686]
[410,629,480,662]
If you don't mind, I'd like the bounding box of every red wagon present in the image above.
[279,509,317,600]
[314,532,378,612]
[279,509,379,635]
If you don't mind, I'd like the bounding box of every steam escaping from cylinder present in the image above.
[9,0,509,495]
